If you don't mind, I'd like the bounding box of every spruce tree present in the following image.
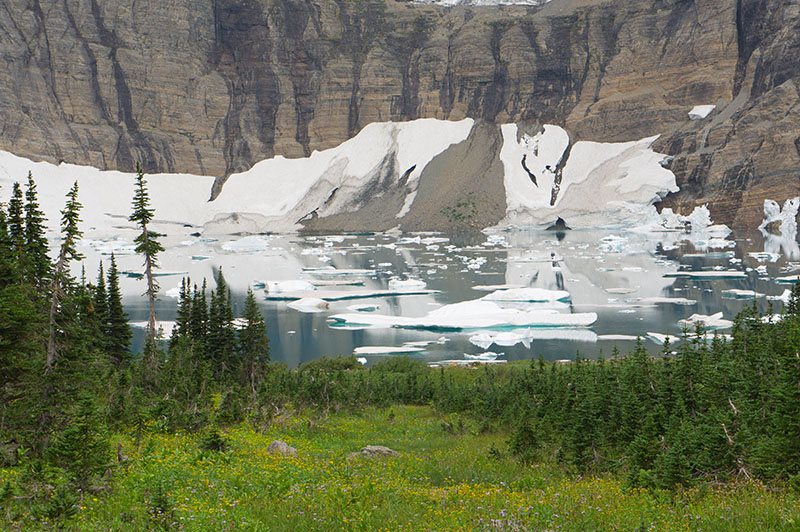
[23,173,51,289]
[7,182,24,263]
[170,277,192,350]
[106,254,132,365]
[238,288,270,394]
[188,280,209,352]
[207,269,237,380]
[46,182,83,371]
[128,163,164,343]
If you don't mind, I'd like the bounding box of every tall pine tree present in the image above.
[23,173,51,289]
[106,254,132,365]
[46,182,83,371]
[128,163,164,344]
[238,288,270,394]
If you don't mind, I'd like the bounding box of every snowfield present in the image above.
[0,117,727,236]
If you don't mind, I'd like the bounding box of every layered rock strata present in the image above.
[0,0,798,228]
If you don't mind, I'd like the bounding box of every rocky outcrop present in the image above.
[0,0,798,228]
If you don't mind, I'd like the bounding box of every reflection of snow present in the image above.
[759,198,800,261]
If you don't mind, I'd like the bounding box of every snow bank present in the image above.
[500,124,678,228]
[688,105,716,120]
[0,118,474,236]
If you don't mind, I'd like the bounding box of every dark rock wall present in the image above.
[0,0,798,227]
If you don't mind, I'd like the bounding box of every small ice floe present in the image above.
[767,289,792,304]
[678,312,733,330]
[598,334,640,341]
[221,235,272,252]
[165,287,181,299]
[721,289,764,299]
[598,235,628,253]
[646,332,681,345]
[267,288,439,302]
[357,357,368,365]
[287,298,330,313]
[470,331,532,349]
[664,270,747,279]
[472,284,525,291]
[469,328,598,349]
[266,280,316,293]
[306,268,375,276]
[353,345,425,355]
[748,252,781,263]
[605,287,638,294]
[328,299,597,331]
[634,296,697,305]
[130,321,177,337]
[387,278,427,290]
[347,303,380,312]
[688,105,716,120]
[464,352,501,360]
[482,288,570,303]
[756,265,768,276]
[428,359,507,367]
[774,275,800,283]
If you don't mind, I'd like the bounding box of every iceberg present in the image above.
[721,289,763,299]
[267,288,439,301]
[265,280,317,293]
[353,346,425,355]
[678,312,733,330]
[287,298,330,313]
[387,278,427,290]
[330,299,596,331]
[664,270,746,279]
[481,287,570,303]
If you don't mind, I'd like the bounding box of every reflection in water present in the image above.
[78,227,799,367]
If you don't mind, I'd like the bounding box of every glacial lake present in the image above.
[90,227,799,367]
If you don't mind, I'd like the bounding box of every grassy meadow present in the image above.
[5,405,798,531]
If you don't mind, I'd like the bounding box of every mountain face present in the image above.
[0,0,798,229]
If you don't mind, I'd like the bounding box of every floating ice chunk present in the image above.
[267,288,440,301]
[646,332,681,345]
[266,280,316,293]
[329,299,596,331]
[306,268,375,276]
[678,312,733,330]
[664,270,746,279]
[222,235,272,252]
[357,357,368,365]
[774,275,800,283]
[464,352,501,360]
[767,289,792,304]
[748,252,781,263]
[387,278,427,290]
[688,105,716,120]
[482,288,570,303]
[598,334,640,341]
[472,284,525,291]
[353,346,425,355]
[397,236,422,245]
[347,303,380,312]
[428,359,507,367]
[635,296,697,305]
[598,235,628,253]
[721,289,763,299]
[605,287,638,294]
[287,297,330,313]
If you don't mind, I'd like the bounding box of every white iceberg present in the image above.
[678,312,733,330]
[287,298,330,313]
[387,278,427,290]
[721,289,763,299]
[265,280,317,293]
[481,287,570,303]
[353,345,426,355]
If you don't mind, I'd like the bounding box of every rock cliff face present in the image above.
[0,0,798,228]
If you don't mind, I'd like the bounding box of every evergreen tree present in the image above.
[189,280,209,348]
[23,173,51,289]
[7,182,25,263]
[46,182,83,371]
[106,254,132,365]
[92,262,109,332]
[207,270,237,380]
[128,163,164,344]
[0,201,19,287]
[170,277,192,350]
[238,288,270,394]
